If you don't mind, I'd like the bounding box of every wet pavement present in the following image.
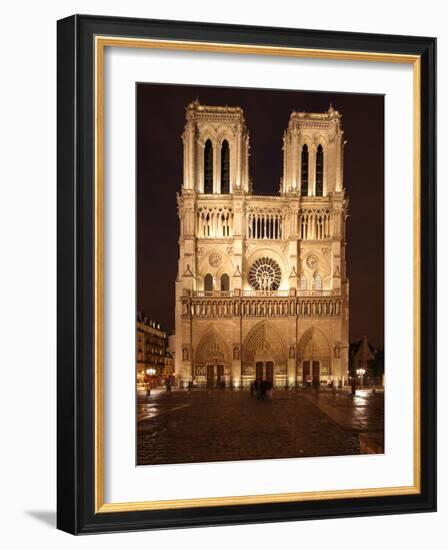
[137,388,384,465]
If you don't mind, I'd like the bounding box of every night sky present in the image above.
[137,83,384,348]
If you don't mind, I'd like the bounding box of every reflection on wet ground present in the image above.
[137,402,159,422]
[137,388,384,465]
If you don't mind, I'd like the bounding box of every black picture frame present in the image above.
[57,14,436,534]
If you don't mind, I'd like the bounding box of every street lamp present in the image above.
[356,367,366,389]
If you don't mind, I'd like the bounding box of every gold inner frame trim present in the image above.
[94,35,421,513]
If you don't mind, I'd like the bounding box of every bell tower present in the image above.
[181,99,250,195]
[281,104,344,196]
[175,101,250,385]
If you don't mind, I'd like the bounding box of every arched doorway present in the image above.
[194,328,231,388]
[297,328,331,387]
[242,321,287,387]
[255,360,274,382]
[206,363,225,387]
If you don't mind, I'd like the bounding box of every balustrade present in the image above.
[181,293,342,319]
[191,289,335,298]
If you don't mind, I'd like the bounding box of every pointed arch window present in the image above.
[316,144,324,196]
[299,274,307,291]
[300,144,309,196]
[314,274,322,291]
[221,140,230,194]
[204,273,213,292]
[220,273,230,292]
[204,139,213,193]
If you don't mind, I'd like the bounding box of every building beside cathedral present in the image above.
[136,312,173,390]
[175,100,349,389]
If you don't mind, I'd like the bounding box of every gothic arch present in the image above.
[220,272,230,291]
[204,273,214,292]
[198,125,216,144]
[314,134,328,145]
[313,272,323,290]
[195,327,231,367]
[299,135,313,147]
[242,321,287,367]
[297,327,331,360]
[217,129,234,144]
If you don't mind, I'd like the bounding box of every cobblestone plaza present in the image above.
[136,97,384,465]
[137,389,384,465]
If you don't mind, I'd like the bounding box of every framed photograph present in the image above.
[57,15,436,534]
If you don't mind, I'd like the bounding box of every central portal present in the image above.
[255,361,274,382]
[206,364,225,387]
[242,321,288,388]
[302,360,320,386]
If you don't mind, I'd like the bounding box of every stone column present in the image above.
[286,134,292,193]
[197,140,204,193]
[291,131,299,191]
[188,124,196,191]
[287,358,296,387]
[242,134,249,192]
[182,132,188,190]
[232,359,242,388]
[213,141,219,194]
[282,134,287,194]
[332,357,344,388]
[335,133,343,192]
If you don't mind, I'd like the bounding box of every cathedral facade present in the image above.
[175,100,349,389]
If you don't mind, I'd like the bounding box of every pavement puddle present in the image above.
[301,393,359,430]
[170,404,191,413]
[138,402,191,422]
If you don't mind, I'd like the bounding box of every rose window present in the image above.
[208,252,222,268]
[249,257,282,290]
[306,254,318,269]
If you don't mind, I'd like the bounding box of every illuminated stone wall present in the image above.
[175,101,349,388]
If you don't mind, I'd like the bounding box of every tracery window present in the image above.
[249,257,282,291]
[196,207,233,238]
[301,144,309,196]
[221,140,230,194]
[299,274,307,290]
[299,208,331,240]
[204,139,213,193]
[314,274,322,291]
[315,144,324,196]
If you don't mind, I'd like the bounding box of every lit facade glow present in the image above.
[175,101,349,388]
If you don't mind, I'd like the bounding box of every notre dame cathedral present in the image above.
[175,99,349,389]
